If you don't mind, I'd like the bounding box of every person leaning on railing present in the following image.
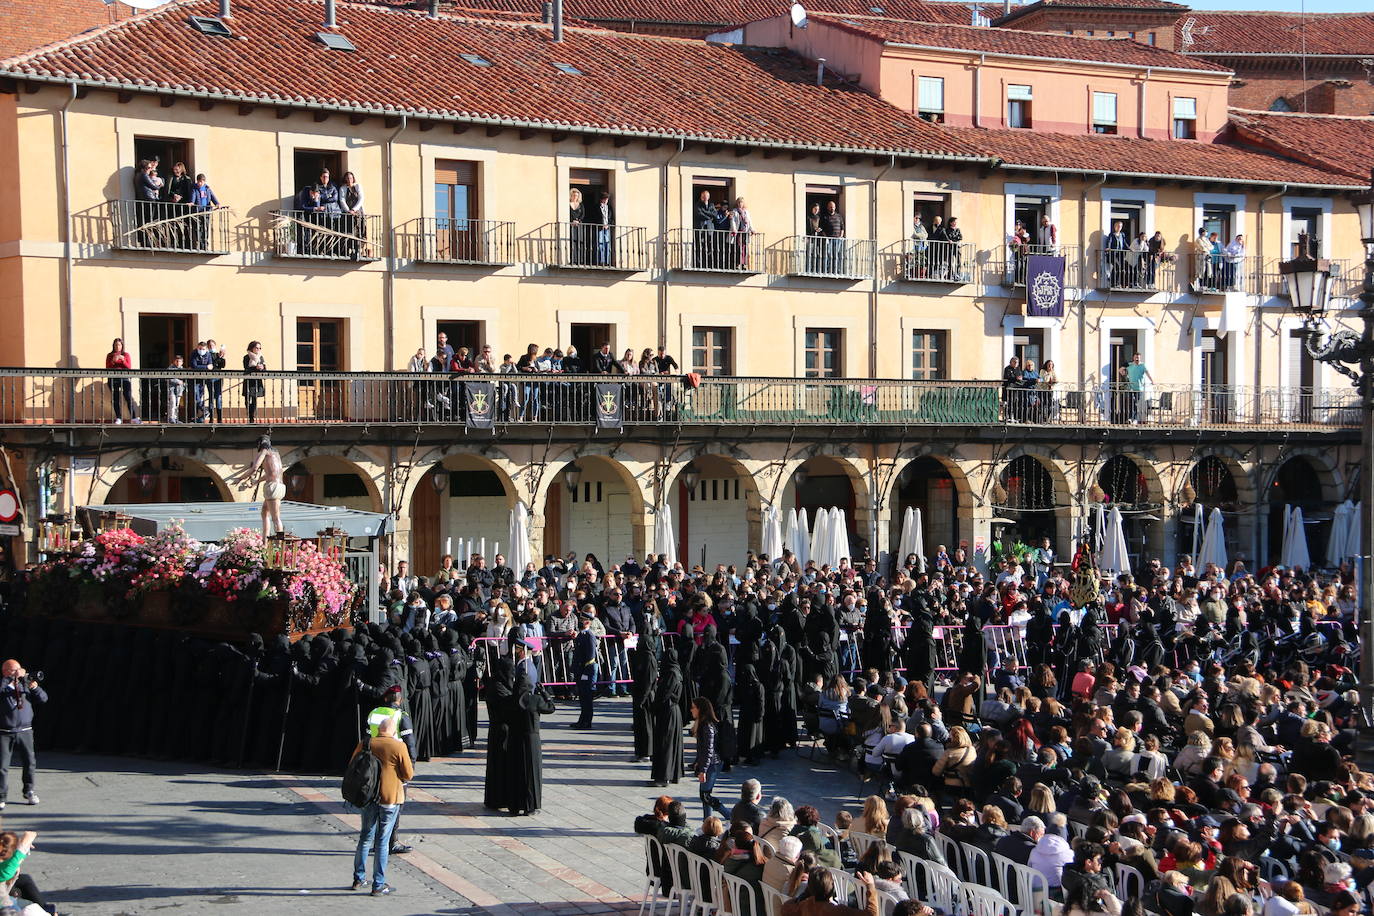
[242,340,266,423]
[104,337,140,424]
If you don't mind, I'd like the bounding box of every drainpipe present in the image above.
[1137,68,1151,139]
[1255,183,1288,424]
[657,138,687,349]
[382,115,408,371]
[869,154,896,378]
[1078,172,1108,391]
[972,53,986,128]
[59,83,78,378]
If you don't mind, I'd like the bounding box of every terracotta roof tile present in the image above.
[0,0,986,159]
[1178,11,1374,57]
[945,125,1365,187]
[0,0,129,60]
[810,13,1228,71]
[994,0,1185,26]
[386,0,979,27]
[1229,109,1374,183]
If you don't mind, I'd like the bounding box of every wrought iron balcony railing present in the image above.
[782,236,875,280]
[531,222,649,271]
[270,210,383,261]
[899,239,974,283]
[666,228,766,274]
[1187,253,1261,295]
[109,200,230,255]
[0,370,1356,431]
[1095,248,1177,293]
[1001,244,1081,288]
[399,218,516,266]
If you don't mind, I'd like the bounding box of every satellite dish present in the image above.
[790,2,808,28]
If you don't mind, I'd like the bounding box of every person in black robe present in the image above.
[1024,603,1054,673]
[902,597,937,691]
[498,638,555,815]
[280,637,315,770]
[462,633,481,748]
[483,650,515,810]
[249,634,294,769]
[212,638,259,766]
[629,643,658,762]
[438,629,469,755]
[763,625,799,755]
[419,631,450,756]
[735,662,766,766]
[733,601,765,671]
[301,637,346,772]
[401,636,434,763]
[696,627,732,726]
[648,646,684,787]
[861,601,895,675]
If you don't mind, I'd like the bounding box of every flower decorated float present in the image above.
[24,501,391,640]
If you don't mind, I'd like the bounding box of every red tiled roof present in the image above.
[1229,109,1374,183]
[0,0,129,60]
[388,0,979,27]
[945,125,1366,188]
[1178,12,1374,57]
[0,0,987,159]
[810,13,1229,71]
[994,0,1185,26]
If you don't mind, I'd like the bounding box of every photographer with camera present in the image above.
[0,661,44,811]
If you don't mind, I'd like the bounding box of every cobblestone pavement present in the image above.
[26,699,865,915]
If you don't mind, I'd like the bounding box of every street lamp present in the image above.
[1282,166,1374,726]
[793,466,809,488]
[681,461,702,493]
[564,461,583,494]
[430,468,449,495]
[133,460,158,497]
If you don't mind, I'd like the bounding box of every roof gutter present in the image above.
[869,154,896,378]
[1254,182,1287,418]
[885,43,1232,77]
[999,162,1356,192]
[0,73,995,165]
[973,52,985,129]
[382,114,407,372]
[1079,171,1107,392]
[59,82,78,372]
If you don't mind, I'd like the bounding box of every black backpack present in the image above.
[341,736,381,808]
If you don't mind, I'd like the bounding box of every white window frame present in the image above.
[1281,196,1333,260]
[1001,315,1063,369]
[918,76,945,117]
[1092,91,1118,130]
[1097,316,1156,391]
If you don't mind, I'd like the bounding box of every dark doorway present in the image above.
[571,323,612,361]
[1201,331,1230,422]
[138,314,191,421]
[893,457,957,564]
[1267,456,1326,565]
[293,149,344,197]
[437,320,482,359]
[999,455,1058,553]
[133,136,192,177]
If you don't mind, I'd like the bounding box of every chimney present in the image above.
[1003,0,1011,14]
[816,57,826,85]
[325,0,336,28]
[429,0,439,16]
[552,0,563,40]
[219,0,230,17]
[541,1,552,22]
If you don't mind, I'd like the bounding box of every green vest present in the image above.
[367,706,403,738]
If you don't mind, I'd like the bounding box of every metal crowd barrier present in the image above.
[469,632,636,687]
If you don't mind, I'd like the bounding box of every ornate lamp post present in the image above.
[1280,170,1374,723]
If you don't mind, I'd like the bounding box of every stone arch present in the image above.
[1261,452,1341,567]
[1089,452,1167,563]
[993,449,1074,558]
[887,451,978,564]
[408,452,520,574]
[779,451,874,561]
[1177,452,1254,567]
[665,452,765,568]
[278,452,384,513]
[88,448,235,505]
[542,454,648,566]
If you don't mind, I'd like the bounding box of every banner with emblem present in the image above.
[595,382,623,429]
[1025,254,1066,317]
[464,380,495,430]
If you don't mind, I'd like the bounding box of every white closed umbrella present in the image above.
[1286,506,1312,571]
[912,508,926,573]
[1280,504,1292,566]
[795,508,811,569]
[830,506,849,566]
[1190,502,1204,561]
[784,508,800,557]
[1346,502,1363,562]
[810,507,830,568]
[897,506,916,565]
[1101,506,1132,581]
[1198,507,1228,575]
[1326,501,1353,568]
[653,502,677,567]
[762,503,784,564]
[507,501,531,580]
[1093,503,1106,552]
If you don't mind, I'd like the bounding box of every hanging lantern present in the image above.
[1089,484,1107,504]
[992,480,1008,506]
[1180,481,1197,505]
[133,460,159,497]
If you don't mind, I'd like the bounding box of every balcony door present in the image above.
[437,320,481,360]
[1200,331,1230,422]
[296,318,344,420]
[435,159,479,261]
[571,323,613,364]
[138,314,191,420]
[293,149,343,197]
[1290,207,1323,257]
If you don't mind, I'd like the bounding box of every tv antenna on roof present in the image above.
[1178,16,1209,51]
[790,2,808,28]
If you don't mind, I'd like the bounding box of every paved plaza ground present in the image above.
[19,699,862,915]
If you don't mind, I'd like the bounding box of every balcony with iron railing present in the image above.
[1094,248,1177,294]
[530,223,649,271]
[270,210,383,261]
[780,236,875,280]
[0,370,1357,432]
[665,228,766,274]
[109,200,230,255]
[397,218,516,266]
[1187,253,1262,295]
[1262,258,1354,300]
[1001,245,1081,287]
[897,239,974,284]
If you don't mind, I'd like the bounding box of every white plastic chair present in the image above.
[934,832,964,879]
[849,830,885,861]
[826,867,862,908]
[682,850,723,916]
[964,883,1018,916]
[961,842,993,887]
[642,836,672,916]
[719,870,763,916]
[760,882,790,916]
[756,837,776,859]
[874,889,902,916]
[1001,859,1051,916]
[918,859,963,916]
[1114,863,1144,902]
[1067,821,1087,840]
[666,843,698,916]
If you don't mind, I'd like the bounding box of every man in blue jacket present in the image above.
[189,341,215,422]
[599,588,634,698]
[0,659,46,810]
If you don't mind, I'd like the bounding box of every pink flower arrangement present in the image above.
[281,539,353,625]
